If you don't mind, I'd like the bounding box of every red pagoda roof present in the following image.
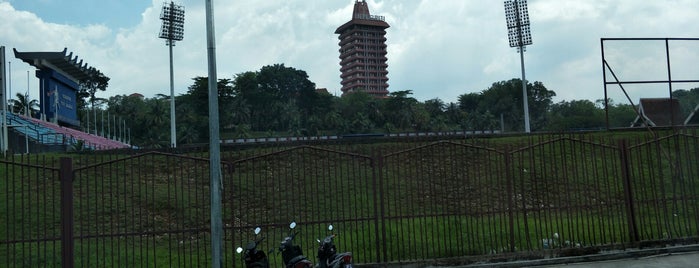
[335,0,389,33]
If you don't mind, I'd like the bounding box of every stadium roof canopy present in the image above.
[14,47,101,83]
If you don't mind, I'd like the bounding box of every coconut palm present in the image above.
[144,98,169,127]
[12,92,39,116]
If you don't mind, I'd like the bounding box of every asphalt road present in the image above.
[531,251,699,268]
[418,245,699,268]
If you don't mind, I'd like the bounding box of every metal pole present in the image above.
[55,85,59,124]
[601,39,610,130]
[113,115,116,140]
[618,140,639,242]
[1,46,6,156]
[117,116,120,142]
[205,0,223,266]
[93,102,97,135]
[163,1,179,148]
[101,109,104,136]
[26,71,29,117]
[169,42,177,148]
[514,0,531,133]
[167,2,178,149]
[60,157,75,268]
[665,39,675,126]
[520,46,531,133]
[86,106,90,134]
[8,61,10,111]
[24,125,29,154]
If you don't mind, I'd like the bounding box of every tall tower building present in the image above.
[335,0,390,98]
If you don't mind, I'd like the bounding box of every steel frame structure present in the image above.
[601,37,699,129]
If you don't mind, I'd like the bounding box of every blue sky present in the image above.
[8,0,150,29]
[2,0,699,106]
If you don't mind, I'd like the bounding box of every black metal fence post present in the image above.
[504,146,516,252]
[619,140,640,244]
[375,151,387,264]
[60,157,74,268]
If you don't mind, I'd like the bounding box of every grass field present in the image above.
[2,129,698,267]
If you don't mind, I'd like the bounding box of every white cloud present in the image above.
[532,0,608,22]
[2,0,699,106]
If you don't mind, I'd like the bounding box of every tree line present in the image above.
[8,64,699,148]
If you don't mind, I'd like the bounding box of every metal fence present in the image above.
[1,130,698,267]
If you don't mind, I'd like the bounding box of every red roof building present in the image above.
[129,93,145,99]
[335,0,390,98]
[630,98,683,127]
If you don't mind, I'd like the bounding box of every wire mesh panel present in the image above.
[226,145,377,267]
[380,141,509,262]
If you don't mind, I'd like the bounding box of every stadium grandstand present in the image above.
[3,48,129,153]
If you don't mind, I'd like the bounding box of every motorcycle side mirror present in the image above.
[236,247,243,254]
[289,221,297,229]
[254,227,261,235]
[328,224,334,231]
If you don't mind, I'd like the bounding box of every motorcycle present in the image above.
[316,224,353,268]
[236,227,269,268]
[279,221,313,268]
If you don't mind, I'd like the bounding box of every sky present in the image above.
[1,0,699,106]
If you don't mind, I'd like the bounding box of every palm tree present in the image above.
[230,97,251,127]
[12,93,39,116]
[144,98,168,127]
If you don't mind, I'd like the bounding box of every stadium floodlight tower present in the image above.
[159,1,185,148]
[504,0,533,133]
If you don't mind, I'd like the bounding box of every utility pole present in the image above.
[1,46,7,156]
[205,0,223,266]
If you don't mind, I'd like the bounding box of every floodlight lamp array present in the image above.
[160,5,185,23]
[508,24,532,47]
[504,0,532,48]
[159,2,185,45]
